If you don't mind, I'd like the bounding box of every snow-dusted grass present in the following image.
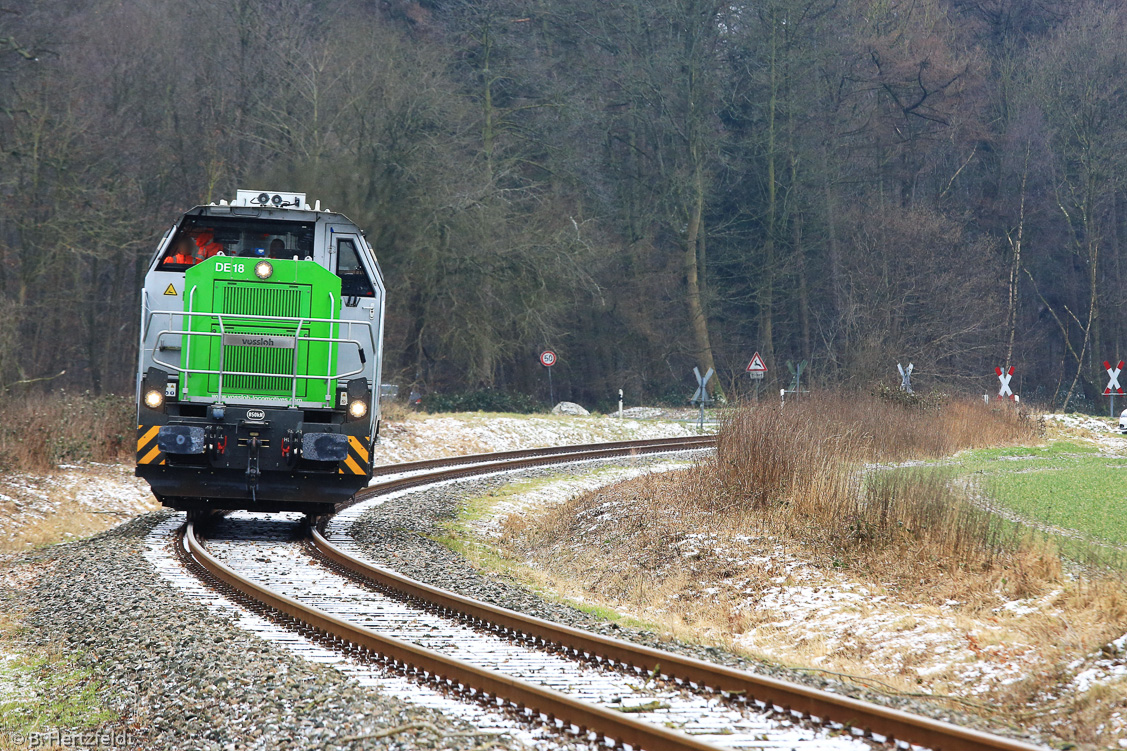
[0,464,158,553]
[0,412,697,552]
[373,412,702,465]
[461,400,1127,747]
[0,600,118,737]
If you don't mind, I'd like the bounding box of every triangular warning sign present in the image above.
[746,352,767,372]
[163,284,177,296]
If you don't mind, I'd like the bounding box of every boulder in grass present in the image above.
[552,401,590,416]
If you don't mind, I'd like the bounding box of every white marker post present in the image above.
[1105,360,1124,418]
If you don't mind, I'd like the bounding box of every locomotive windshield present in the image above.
[159,216,316,269]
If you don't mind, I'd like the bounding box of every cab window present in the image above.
[157,217,315,270]
[336,239,375,297]
[158,231,218,269]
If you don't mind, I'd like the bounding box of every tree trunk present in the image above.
[685,159,722,399]
[1005,148,1029,370]
[760,13,779,379]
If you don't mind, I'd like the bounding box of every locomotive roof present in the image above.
[182,189,359,227]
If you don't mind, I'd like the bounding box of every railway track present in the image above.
[176,435,1046,751]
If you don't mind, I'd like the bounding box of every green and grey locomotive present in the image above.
[135,190,384,514]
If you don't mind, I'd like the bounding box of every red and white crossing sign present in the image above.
[1105,361,1124,395]
[995,366,1014,399]
[539,350,557,367]
[746,352,766,381]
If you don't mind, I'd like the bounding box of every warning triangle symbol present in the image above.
[163,284,178,296]
[746,352,767,372]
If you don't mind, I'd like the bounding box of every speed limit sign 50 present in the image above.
[539,350,557,367]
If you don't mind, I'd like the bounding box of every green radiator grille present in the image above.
[223,284,302,318]
[183,258,340,404]
[222,344,294,393]
[217,283,306,396]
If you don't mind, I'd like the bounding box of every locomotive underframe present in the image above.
[137,404,373,514]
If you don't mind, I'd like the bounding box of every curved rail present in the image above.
[185,436,1047,751]
[343,435,716,511]
[184,521,727,751]
[368,435,717,478]
[310,531,1044,751]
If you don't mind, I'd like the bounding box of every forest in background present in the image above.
[0,0,1123,410]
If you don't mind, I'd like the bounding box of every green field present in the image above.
[953,440,1127,548]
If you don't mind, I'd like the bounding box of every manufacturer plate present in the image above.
[222,333,296,349]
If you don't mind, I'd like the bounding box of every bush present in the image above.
[870,382,948,411]
[690,392,1040,565]
[0,392,135,472]
[420,389,546,414]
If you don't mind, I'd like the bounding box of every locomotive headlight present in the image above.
[144,389,164,410]
[348,399,368,419]
[254,260,273,280]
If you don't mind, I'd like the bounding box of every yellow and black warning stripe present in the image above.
[136,425,166,466]
[338,435,369,475]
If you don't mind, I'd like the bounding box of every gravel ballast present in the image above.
[3,512,525,751]
[0,446,1042,750]
[347,459,1047,746]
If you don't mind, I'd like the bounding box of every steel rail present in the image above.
[182,522,730,751]
[368,435,716,477]
[343,435,716,511]
[312,529,1046,751]
[323,440,1048,751]
[183,435,1046,751]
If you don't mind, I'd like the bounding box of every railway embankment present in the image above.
[0,411,697,750]
[10,401,1112,747]
[438,399,1127,749]
[347,455,1024,742]
[2,513,506,750]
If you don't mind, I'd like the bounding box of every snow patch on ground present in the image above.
[0,648,34,707]
[374,414,702,465]
[662,533,1042,697]
[1044,413,1127,454]
[0,464,158,550]
[0,413,699,550]
[466,462,695,540]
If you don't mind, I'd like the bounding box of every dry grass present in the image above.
[0,393,149,552]
[493,394,1127,746]
[0,508,136,555]
[0,393,134,473]
[692,393,1039,574]
[0,464,158,554]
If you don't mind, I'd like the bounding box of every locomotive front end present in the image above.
[135,192,384,514]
